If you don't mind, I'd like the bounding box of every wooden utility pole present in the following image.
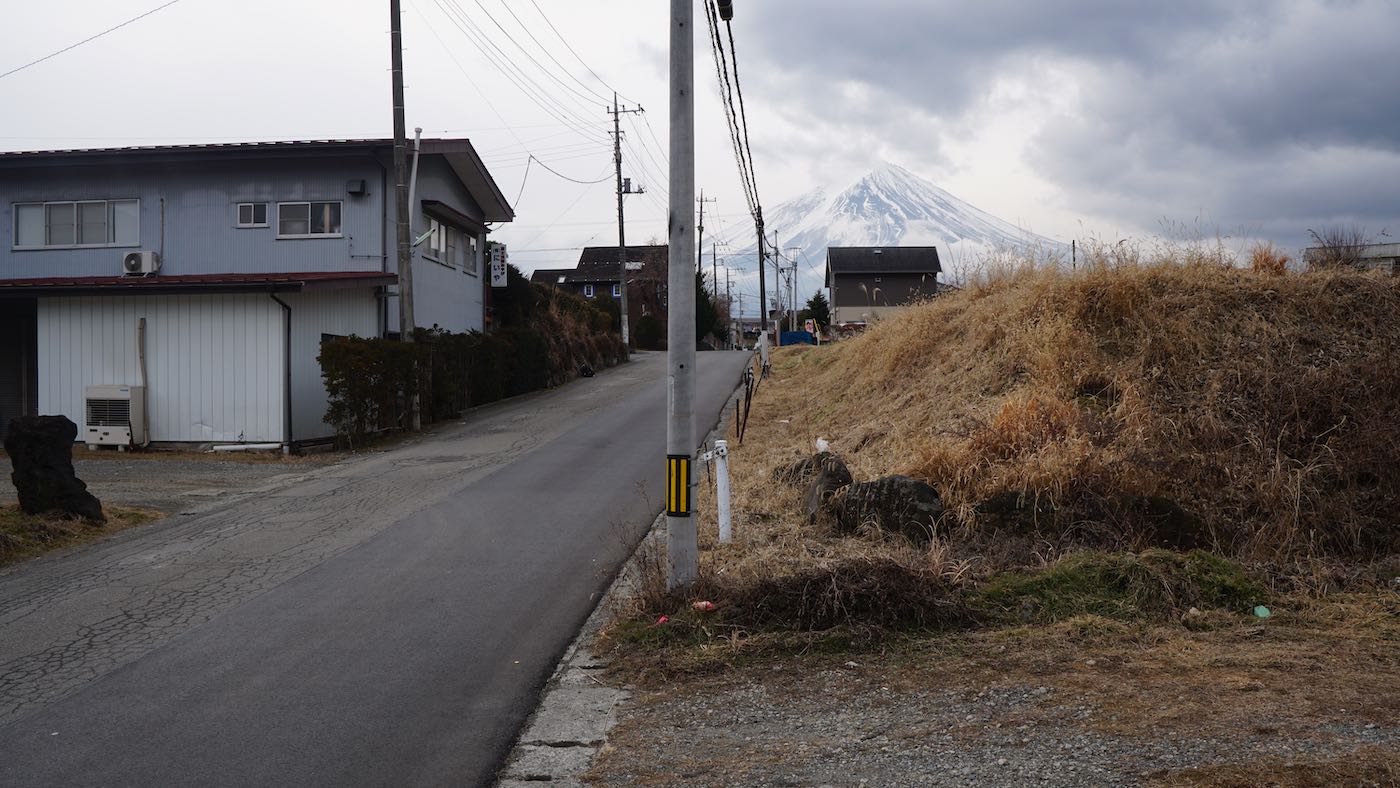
[391,0,413,342]
[610,93,645,347]
[390,0,419,431]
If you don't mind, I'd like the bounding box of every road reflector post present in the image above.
[714,440,732,543]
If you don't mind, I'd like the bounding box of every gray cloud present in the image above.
[735,0,1400,248]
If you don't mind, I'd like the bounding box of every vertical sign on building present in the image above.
[489,242,509,288]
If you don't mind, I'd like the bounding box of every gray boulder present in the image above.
[773,451,842,486]
[832,475,943,543]
[4,416,105,522]
[802,455,854,522]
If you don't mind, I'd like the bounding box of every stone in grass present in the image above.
[831,475,943,544]
[4,416,105,523]
[773,451,843,486]
[802,455,853,522]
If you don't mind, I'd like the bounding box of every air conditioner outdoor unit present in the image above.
[121,251,160,276]
[84,385,148,448]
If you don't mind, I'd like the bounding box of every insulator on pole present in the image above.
[717,0,734,21]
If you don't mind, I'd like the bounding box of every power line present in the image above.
[527,154,612,185]
[462,0,607,112]
[526,0,637,106]
[489,0,613,106]
[0,0,183,81]
[434,0,606,144]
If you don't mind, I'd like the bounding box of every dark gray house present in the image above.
[531,245,669,341]
[825,246,941,326]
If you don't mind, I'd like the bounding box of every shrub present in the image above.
[1249,242,1291,275]
[635,314,662,350]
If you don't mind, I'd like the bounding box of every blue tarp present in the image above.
[778,331,816,346]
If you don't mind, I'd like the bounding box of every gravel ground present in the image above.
[588,665,1397,786]
[1,449,332,515]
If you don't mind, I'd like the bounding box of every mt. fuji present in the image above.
[719,164,1063,294]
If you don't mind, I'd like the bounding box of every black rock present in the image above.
[4,416,105,522]
[579,363,595,378]
[832,475,943,544]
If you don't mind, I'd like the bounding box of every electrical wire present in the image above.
[462,0,608,112]
[527,0,637,106]
[489,0,613,106]
[0,0,183,81]
[434,0,606,144]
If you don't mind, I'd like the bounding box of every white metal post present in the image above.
[665,0,698,589]
[715,439,732,543]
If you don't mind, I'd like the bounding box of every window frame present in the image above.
[612,283,622,297]
[422,217,459,268]
[236,202,269,229]
[276,200,343,239]
[11,198,141,250]
[582,284,595,298]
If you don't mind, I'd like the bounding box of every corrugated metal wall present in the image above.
[37,295,285,442]
[283,289,380,442]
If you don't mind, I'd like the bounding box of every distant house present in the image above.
[825,246,941,326]
[531,245,668,341]
[0,138,513,447]
[1301,242,1400,274]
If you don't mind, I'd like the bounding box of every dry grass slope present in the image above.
[780,258,1400,562]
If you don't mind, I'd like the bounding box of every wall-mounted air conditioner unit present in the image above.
[85,385,148,448]
[121,251,160,276]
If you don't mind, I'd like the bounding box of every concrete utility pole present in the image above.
[757,215,767,336]
[665,0,697,589]
[610,93,645,347]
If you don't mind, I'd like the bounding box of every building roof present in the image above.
[0,138,515,223]
[529,268,573,285]
[577,245,669,267]
[826,246,942,276]
[0,271,396,297]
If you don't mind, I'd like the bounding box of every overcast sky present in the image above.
[3,0,1398,305]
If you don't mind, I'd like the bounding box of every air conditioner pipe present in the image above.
[210,443,283,453]
[136,317,151,446]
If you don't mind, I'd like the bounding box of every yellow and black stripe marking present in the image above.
[666,454,691,517]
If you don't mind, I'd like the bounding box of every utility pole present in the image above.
[724,263,732,348]
[757,215,767,336]
[390,0,420,431]
[712,243,719,301]
[697,191,717,275]
[610,93,645,347]
[391,0,412,342]
[665,0,697,589]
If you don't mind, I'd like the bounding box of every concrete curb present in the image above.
[494,354,753,787]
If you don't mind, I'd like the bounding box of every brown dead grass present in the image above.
[0,503,163,566]
[723,250,1400,564]
[602,246,1400,673]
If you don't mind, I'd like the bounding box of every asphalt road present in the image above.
[0,350,753,787]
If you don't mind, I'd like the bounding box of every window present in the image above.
[583,284,595,298]
[463,232,479,275]
[612,283,621,297]
[237,203,268,227]
[424,218,457,267]
[12,199,140,249]
[277,201,341,237]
